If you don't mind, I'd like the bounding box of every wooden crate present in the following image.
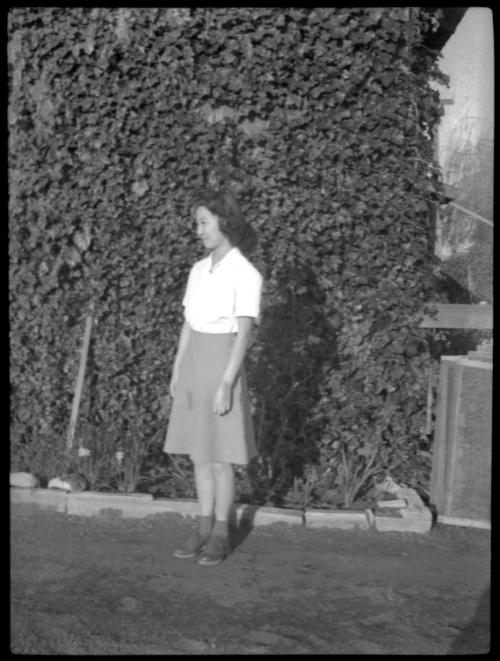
[430,353,492,524]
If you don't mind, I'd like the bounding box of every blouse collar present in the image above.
[209,246,240,272]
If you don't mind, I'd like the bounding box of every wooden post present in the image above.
[66,315,93,452]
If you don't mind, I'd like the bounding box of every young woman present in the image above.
[164,188,263,566]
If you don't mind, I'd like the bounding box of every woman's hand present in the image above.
[213,381,233,416]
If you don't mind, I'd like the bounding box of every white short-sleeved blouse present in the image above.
[182,247,263,334]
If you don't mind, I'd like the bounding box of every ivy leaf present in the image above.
[238,118,269,138]
[132,180,149,197]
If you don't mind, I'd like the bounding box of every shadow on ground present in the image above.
[448,586,490,654]
[229,503,259,551]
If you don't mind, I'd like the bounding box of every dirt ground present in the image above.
[10,503,490,655]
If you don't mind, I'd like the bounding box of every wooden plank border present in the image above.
[419,304,492,329]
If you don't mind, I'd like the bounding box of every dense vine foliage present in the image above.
[9,7,448,505]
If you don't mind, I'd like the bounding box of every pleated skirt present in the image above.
[163,330,257,465]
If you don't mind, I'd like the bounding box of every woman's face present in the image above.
[195,206,228,250]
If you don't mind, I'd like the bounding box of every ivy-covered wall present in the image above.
[9,7,447,504]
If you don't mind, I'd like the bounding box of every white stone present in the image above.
[374,486,432,533]
[395,486,424,508]
[48,474,86,492]
[10,472,40,488]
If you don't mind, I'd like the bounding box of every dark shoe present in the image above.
[198,534,230,566]
[173,529,207,559]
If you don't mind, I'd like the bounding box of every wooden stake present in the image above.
[425,366,433,436]
[66,315,93,452]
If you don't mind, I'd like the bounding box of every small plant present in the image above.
[69,443,113,492]
[282,465,319,510]
[337,444,381,509]
[110,422,157,493]
[142,455,197,499]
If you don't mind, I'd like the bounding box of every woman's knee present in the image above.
[210,461,233,474]
[194,461,213,476]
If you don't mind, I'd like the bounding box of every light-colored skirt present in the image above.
[163,330,257,465]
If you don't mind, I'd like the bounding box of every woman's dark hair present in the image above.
[195,188,257,253]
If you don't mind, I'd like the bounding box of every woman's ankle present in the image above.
[198,514,214,538]
[212,519,229,538]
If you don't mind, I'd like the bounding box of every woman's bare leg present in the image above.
[173,461,215,557]
[194,461,215,517]
[211,462,235,523]
[196,462,234,564]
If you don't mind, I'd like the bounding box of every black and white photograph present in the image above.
[9,6,491,654]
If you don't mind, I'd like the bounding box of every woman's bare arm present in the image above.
[213,316,254,415]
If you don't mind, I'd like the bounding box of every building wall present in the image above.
[435,7,494,172]
[432,8,493,303]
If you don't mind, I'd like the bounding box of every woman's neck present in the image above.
[211,242,233,267]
